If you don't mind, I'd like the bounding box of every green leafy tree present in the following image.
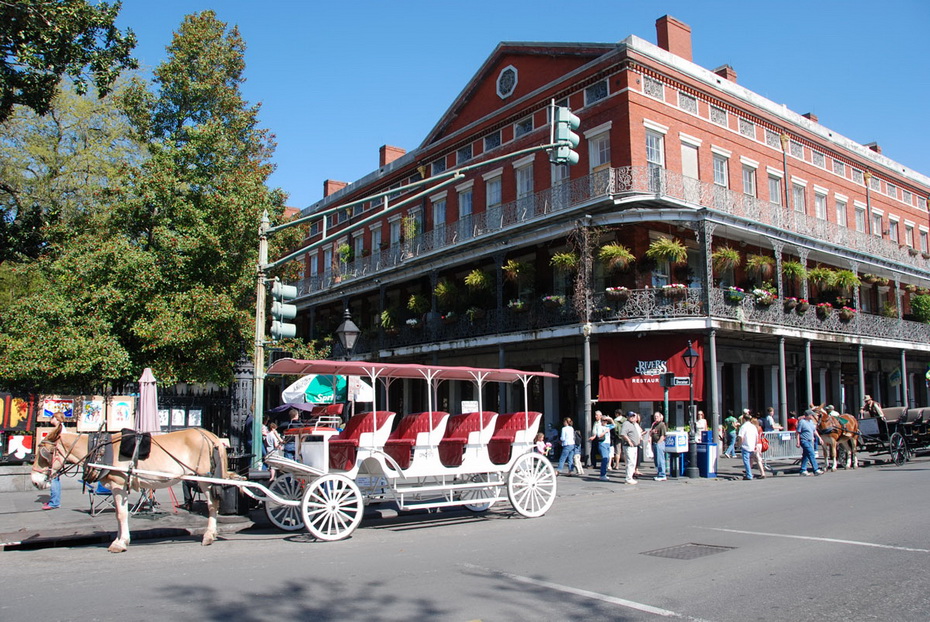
[0,11,292,391]
[0,0,137,123]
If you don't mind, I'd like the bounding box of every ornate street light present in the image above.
[682,340,700,478]
[335,309,360,360]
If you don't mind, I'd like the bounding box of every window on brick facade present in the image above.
[645,131,663,169]
[516,163,533,199]
[678,91,697,114]
[457,144,472,164]
[812,151,825,168]
[870,176,881,191]
[642,76,663,101]
[514,116,533,138]
[852,168,864,185]
[871,212,883,236]
[792,184,806,213]
[920,230,929,253]
[789,140,804,159]
[585,80,609,105]
[681,144,699,179]
[738,117,755,138]
[432,158,447,175]
[814,193,827,220]
[742,166,756,197]
[835,200,847,227]
[886,182,897,199]
[765,129,781,149]
[768,176,782,206]
[591,132,611,172]
[905,224,914,247]
[833,160,846,176]
[903,189,914,205]
[713,154,728,187]
[710,105,727,126]
[854,206,866,232]
[485,176,501,208]
[889,220,899,243]
[484,131,501,151]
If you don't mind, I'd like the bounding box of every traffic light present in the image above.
[550,106,580,165]
[270,279,297,340]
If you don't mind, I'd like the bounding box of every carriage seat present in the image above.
[328,411,395,471]
[383,411,450,469]
[438,412,498,467]
[488,412,542,465]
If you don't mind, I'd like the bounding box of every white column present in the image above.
[818,368,828,405]
[716,361,725,423]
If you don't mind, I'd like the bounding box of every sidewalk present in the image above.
[0,452,800,552]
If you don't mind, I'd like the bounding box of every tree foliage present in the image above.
[0,11,303,392]
[0,0,137,123]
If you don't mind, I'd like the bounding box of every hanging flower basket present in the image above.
[816,302,833,319]
[508,299,528,313]
[541,295,565,308]
[783,297,798,311]
[662,284,688,298]
[725,286,745,304]
[406,318,422,330]
[752,288,775,306]
[384,327,400,336]
[838,307,856,322]
[441,312,458,325]
[795,300,810,314]
[605,287,630,300]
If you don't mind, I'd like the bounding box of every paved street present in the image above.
[2,455,929,621]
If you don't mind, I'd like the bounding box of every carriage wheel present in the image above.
[458,473,497,513]
[890,433,909,466]
[301,474,364,541]
[264,474,305,532]
[507,453,557,518]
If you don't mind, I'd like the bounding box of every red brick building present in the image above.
[281,16,930,434]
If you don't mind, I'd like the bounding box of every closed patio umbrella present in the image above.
[137,368,160,433]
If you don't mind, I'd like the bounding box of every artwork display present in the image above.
[78,396,106,432]
[107,396,135,431]
[171,408,186,426]
[38,396,75,422]
[188,409,202,426]
[158,409,170,429]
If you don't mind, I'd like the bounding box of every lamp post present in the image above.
[335,309,360,360]
[682,340,700,478]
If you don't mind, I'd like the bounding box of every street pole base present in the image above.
[685,466,700,478]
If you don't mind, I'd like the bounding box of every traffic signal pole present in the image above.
[251,211,269,469]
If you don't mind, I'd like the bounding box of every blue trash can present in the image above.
[696,442,717,478]
[701,430,714,443]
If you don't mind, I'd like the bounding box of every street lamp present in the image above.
[682,340,700,478]
[335,309,360,360]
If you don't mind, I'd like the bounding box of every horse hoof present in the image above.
[201,534,216,547]
[108,542,128,553]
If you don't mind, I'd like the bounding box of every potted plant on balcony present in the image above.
[752,287,775,306]
[598,242,635,272]
[464,268,492,292]
[605,286,630,300]
[815,301,833,319]
[781,260,807,295]
[434,279,458,308]
[645,236,688,266]
[711,246,741,275]
[662,283,688,298]
[502,259,533,284]
[541,294,566,308]
[550,251,579,272]
[508,299,528,312]
[904,284,918,293]
[441,310,458,324]
[838,306,857,322]
[465,306,486,322]
[407,293,430,316]
[832,270,861,294]
[746,253,775,281]
[795,298,810,314]
[807,266,836,289]
[405,318,422,330]
[725,286,745,303]
[783,296,798,311]
[380,309,399,335]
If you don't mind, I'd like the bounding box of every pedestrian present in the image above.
[751,414,768,477]
[797,409,825,476]
[723,410,739,458]
[280,408,300,460]
[534,432,549,455]
[610,409,625,471]
[42,475,61,510]
[762,407,777,432]
[557,417,576,475]
[264,421,284,479]
[620,412,641,485]
[737,411,759,480]
[787,411,799,431]
[589,411,614,481]
[650,412,667,481]
[694,410,708,439]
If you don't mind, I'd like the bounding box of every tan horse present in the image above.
[32,418,228,553]
[813,405,859,471]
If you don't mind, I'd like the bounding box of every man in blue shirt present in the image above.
[796,410,824,476]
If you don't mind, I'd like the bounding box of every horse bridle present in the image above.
[33,432,83,481]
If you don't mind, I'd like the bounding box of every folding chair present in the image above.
[83,481,116,516]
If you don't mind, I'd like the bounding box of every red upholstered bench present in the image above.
[328,411,395,471]
[383,411,449,469]
[488,411,542,465]
[439,412,497,467]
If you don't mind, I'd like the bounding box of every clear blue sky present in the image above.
[116,0,930,209]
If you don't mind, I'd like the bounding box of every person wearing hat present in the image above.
[796,410,824,476]
[619,412,641,484]
[861,395,885,420]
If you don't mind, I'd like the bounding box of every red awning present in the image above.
[265,358,557,384]
[598,335,704,402]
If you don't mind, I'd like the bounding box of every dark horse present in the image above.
[812,404,859,471]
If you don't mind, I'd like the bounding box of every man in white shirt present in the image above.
[737,411,758,480]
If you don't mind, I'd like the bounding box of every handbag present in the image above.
[759,434,769,452]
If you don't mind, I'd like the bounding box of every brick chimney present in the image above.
[655,15,692,61]
[713,65,738,83]
[803,112,819,123]
[865,142,882,154]
[380,145,406,167]
[323,179,348,197]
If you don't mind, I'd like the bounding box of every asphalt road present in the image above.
[3,459,929,621]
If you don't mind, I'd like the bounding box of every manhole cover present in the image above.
[641,543,734,560]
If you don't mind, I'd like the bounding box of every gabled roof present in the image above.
[421,41,615,148]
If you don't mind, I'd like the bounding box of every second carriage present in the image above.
[856,406,930,466]
[258,358,559,541]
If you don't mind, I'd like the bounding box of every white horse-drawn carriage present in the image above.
[260,359,559,541]
[32,359,558,551]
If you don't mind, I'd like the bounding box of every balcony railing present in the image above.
[298,166,927,298]
[364,287,930,353]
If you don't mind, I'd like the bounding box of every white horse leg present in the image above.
[108,487,131,553]
[200,484,219,546]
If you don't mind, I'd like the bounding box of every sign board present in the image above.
[461,400,479,413]
[673,377,691,386]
